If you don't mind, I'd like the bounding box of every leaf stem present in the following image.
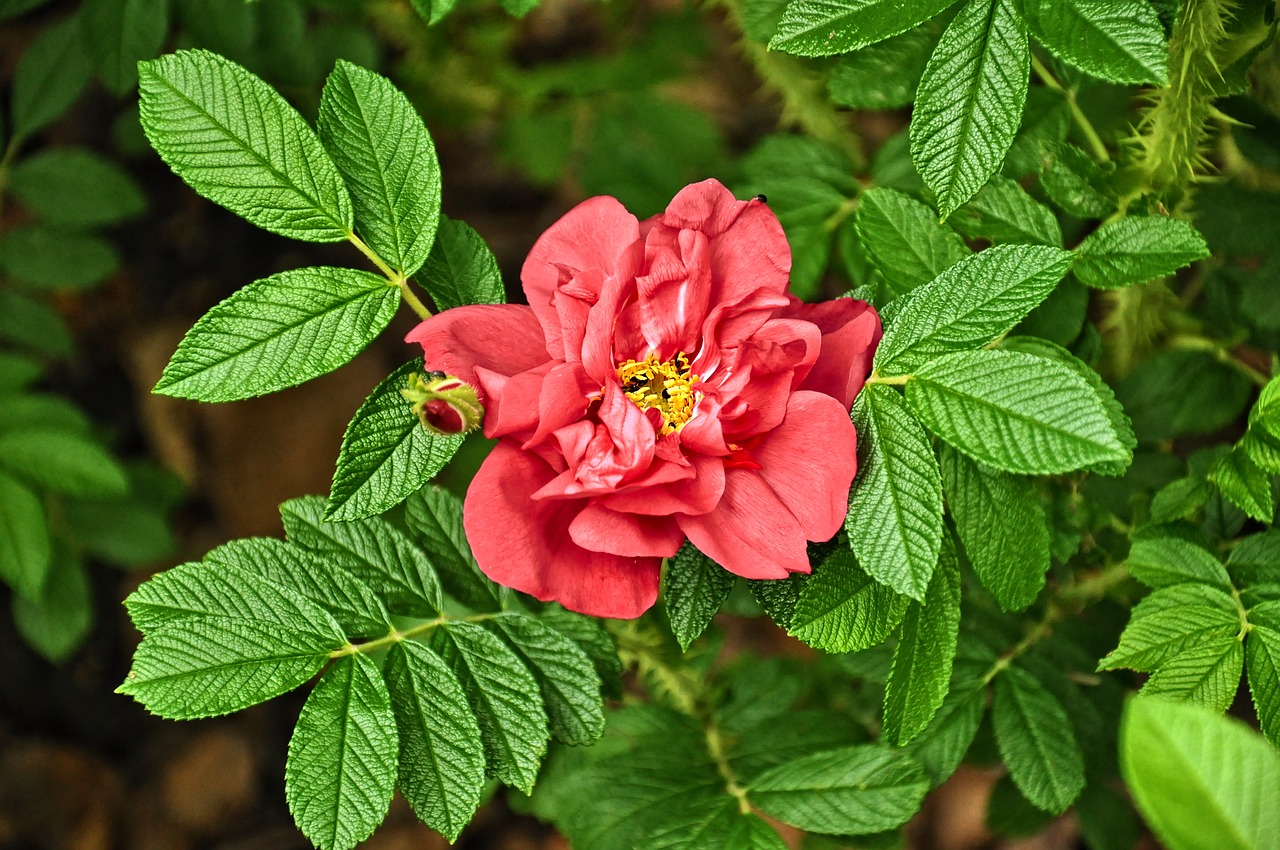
[866,373,911,386]
[1165,333,1272,387]
[1030,56,1111,165]
[346,230,434,321]
[330,611,497,658]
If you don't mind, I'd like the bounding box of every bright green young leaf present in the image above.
[883,549,961,745]
[8,148,146,228]
[0,471,51,599]
[0,226,118,290]
[845,384,943,602]
[874,244,1073,374]
[769,0,960,57]
[203,537,391,638]
[942,447,1049,611]
[403,485,499,612]
[10,15,93,140]
[281,495,443,618]
[1099,583,1239,672]
[1246,626,1280,747]
[318,60,442,277]
[1212,446,1275,523]
[906,349,1131,475]
[906,674,987,785]
[1126,535,1233,590]
[82,0,168,95]
[286,654,397,850]
[428,621,548,793]
[118,618,338,719]
[138,49,353,241]
[153,267,399,402]
[1141,637,1244,714]
[384,641,486,842]
[1121,695,1280,850]
[125,559,348,642]
[854,187,970,296]
[487,612,605,746]
[1040,144,1115,218]
[828,25,937,109]
[414,216,506,311]
[1073,216,1210,289]
[789,546,910,653]
[748,745,930,834]
[326,362,463,522]
[0,291,73,358]
[12,545,91,663]
[1023,0,1168,85]
[0,429,128,498]
[950,175,1063,246]
[664,542,736,651]
[992,665,1085,814]
[910,0,1030,217]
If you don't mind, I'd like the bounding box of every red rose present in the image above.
[408,179,881,618]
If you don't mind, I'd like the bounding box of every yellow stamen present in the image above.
[616,352,700,435]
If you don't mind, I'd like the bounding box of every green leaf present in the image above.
[124,559,348,641]
[992,665,1085,814]
[789,546,910,653]
[204,537,391,638]
[748,744,930,834]
[64,490,174,569]
[1040,144,1115,218]
[118,618,337,718]
[1121,695,1280,850]
[1228,531,1280,588]
[942,447,1049,611]
[854,187,970,296]
[1126,535,1233,591]
[415,216,507,311]
[538,606,624,699]
[403,485,499,612]
[487,612,605,746]
[281,495,443,618]
[0,395,89,435]
[8,147,146,228]
[1099,584,1239,672]
[1024,0,1168,85]
[906,349,1131,475]
[318,60,441,277]
[1116,350,1252,444]
[883,549,961,745]
[138,49,353,241]
[0,354,42,392]
[82,0,169,95]
[1212,446,1275,523]
[153,267,399,402]
[749,574,807,631]
[1073,216,1210,289]
[846,384,943,601]
[1246,626,1280,747]
[769,0,960,57]
[949,175,1063,246]
[910,0,1030,217]
[1150,475,1214,524]
[326,362,463,522]
[906,674,987,785]
[12,545,91,663]
[1141,638,1244,714]
[427,621,548,793]
[384,641,485,841]
[0,429,128,498]
[874,244,1073,374]
[10,15,93,139]
[0,471,51,599]
[664,542,735,651]
[0,291,73,358]
[286,654,397,850]
[828,25,938,109]
[0,226,118,290]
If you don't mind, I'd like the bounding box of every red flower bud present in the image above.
[401,371,484,435]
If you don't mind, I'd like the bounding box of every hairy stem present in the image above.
[1031,56,1111,165]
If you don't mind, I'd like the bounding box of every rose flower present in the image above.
[408,179,880,618]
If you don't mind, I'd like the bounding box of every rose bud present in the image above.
[401,371,484,435]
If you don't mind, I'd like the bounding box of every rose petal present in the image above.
[406,305,549,396]
[677,468,810,579]
[569,503,685,558]
[781,296,882,410]
[464,442,661,618]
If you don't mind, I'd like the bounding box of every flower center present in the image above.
[616,352,700,436]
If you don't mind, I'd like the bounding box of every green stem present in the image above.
[866,373,911,386]
[1031,56,1111,165]
[1165,333,1272,387]
[330,612,497,658]
[347,230,434,321]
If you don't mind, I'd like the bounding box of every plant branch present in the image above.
[331,612,497,658]
[1031,56,1111,165]
[346,230,434,321]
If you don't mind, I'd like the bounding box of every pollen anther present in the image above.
[616,352,700,435]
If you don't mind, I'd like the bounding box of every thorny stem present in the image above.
[1030,56,1111,165]
[347,230,434,321]
[1165,333,1272,387]
[330,612,497,658]
[982,561,1132,685]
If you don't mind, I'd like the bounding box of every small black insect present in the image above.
[755,194,767,203]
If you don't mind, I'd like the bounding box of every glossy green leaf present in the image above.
[790,546,910,653]
[1073,216,1210,289]
[1024,0,1168,85]
[769,0,960,57]
[414,216,506,311]
[992,665,1085,814]
[1212,446,1275,523]
[403,485,499,612]
[154,268,398,402]
[1141,638,1244,714]
[664,542,735,651]
[1246,626,1280,747]
[1126,535,1233,591]
[854,187,970,296]
[1099,584,1239,673]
